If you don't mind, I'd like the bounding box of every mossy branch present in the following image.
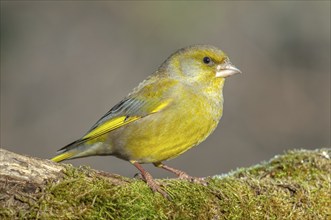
[0,148,330,219]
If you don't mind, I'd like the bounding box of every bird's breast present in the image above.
[110,91,223,163]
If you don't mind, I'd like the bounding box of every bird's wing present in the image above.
[55,76,176,154]
[56,99,173,154]
[82,97,172,141]
[53,97,172,160]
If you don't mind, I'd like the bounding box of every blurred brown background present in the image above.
[1,2,330,178]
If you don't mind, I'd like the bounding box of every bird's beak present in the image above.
[216,62,242,78]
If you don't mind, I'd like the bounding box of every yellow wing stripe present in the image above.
[82,99,172,140]
[151,98,172,113]
[51,151,77,162]
[82,116,140,140]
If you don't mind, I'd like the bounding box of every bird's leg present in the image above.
[154,162,192,179]
[131,161,168,198]
[153,162,206,184]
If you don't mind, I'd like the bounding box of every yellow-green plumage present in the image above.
[110,79,225,163]
[51,45,241,196]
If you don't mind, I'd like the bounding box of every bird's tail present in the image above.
[51,139,112,162]
[51,139,84,162]
[51,151,76,162]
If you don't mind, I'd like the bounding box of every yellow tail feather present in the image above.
[51,152,76,162]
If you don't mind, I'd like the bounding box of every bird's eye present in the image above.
[203,56,211,64]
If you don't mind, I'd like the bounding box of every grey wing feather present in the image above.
[56,97,152,153]
[87,98,146,133]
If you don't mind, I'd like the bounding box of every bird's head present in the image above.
[162,45,241,87]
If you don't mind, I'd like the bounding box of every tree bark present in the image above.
[0,148,330,219]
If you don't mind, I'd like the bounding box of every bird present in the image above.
[51,45,241,197]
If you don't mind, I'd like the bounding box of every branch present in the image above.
[0,148,330,219]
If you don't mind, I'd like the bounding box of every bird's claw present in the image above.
[178,173,208,186]
[133,173,143,180]
[143,177,170,199]
[147,181,170,199]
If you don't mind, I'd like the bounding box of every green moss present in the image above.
[1,149,330,219]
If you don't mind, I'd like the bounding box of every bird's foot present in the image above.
[177,172,208,186]
[144,176,169,199]
[132,162,169,199]
[153,162,208,186]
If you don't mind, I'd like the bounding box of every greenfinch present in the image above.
[51,45,241,197]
